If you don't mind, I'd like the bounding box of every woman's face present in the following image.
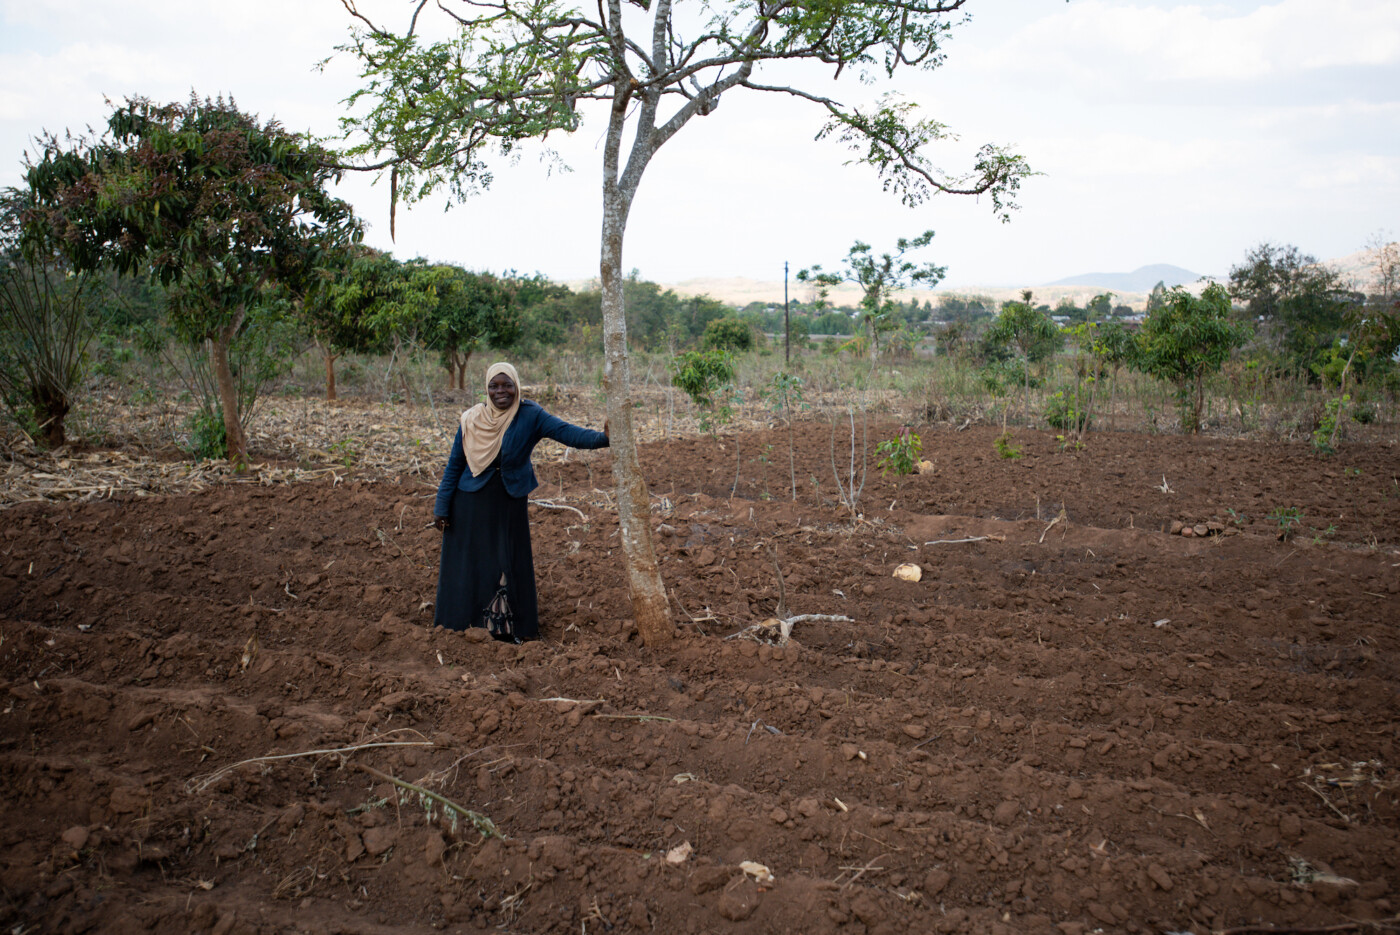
[487,373,518,411]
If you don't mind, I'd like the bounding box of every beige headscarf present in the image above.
[460,362,522,475]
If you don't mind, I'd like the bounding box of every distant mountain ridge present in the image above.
[1045,264,1202,293]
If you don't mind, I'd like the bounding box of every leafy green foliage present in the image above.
[993,432,1021,460]
[1043,389,1089,432]
[670,350,735,435]
[430,267,520,387]
[1228,242,1357,375]
[980,359,1027,396]
[23,95,360,462]
[701,317,755,353]
[875,428,923,476]
[984,291,1062,417]
[0,216,103,447]
[1312,394,1348,456]
[985,293,1062,365]
[332,3,1034,228]
[184,405,227,461]
[1268,506,1305,542]
[799,231,945,360]
[1135,283,1252,433]
[760,370,805,418]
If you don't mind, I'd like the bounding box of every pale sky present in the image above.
[2,0,1397,290]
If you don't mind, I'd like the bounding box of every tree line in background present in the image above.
[2,94,1398,466]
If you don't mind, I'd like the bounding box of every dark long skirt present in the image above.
[433,470,539,641]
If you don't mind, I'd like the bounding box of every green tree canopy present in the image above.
[431,267,521,389]
[23,95,360,462]
[1135,283,1252,433]
[1228,242,1354,374]
[301,245,396,400]
[701,317,755,353]
[985,290,1063,416]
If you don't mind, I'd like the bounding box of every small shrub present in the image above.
[993,431,1021,460]
[1268,506,1304,541]
[875,428,922,476]
[670,349,736,435]
[701,317,754,353]
[1311,394,1347,456]
[979,359,1026,396]
[1043,389,1089,432]
[185,407,227,461]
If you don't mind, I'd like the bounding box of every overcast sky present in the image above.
[2,0,1397,290]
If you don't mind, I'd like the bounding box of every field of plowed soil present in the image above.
[3,417,1399,935]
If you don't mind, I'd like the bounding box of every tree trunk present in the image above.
[210,309,248,466]
[323,344,338,401]
[787,411,797,501]
[456,349,473,390]
[1191,372,1205,434]
[33,384,68,448]
[1023,364,1032,423]
[445,350,460,391]
[600,164,674,648]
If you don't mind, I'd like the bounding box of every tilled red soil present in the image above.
[2,423,1399,935]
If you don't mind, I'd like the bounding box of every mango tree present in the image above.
[433,268,521,390]
[301,245,396,401]
[23,95,360,463]
[1135,283,1252,434]
[332,0,1033,646]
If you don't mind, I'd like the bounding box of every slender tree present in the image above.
[985,290,1061,418]
[24,95,360,463]
[332,0,1033,646]
[798,231,945,361]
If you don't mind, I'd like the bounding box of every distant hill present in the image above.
[1045,264,1202,293]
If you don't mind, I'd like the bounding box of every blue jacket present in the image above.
[434,399,609,516]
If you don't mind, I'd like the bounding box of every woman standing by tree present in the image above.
[433,362,609,641]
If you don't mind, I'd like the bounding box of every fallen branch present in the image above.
[186,739,434,794]
[924,535,1005,545]
[1300,781,1354,824]
[353,762,503,840]
[529,499,587,520]
[724,613,854,645]
[592,712,675,723]
[1039,508,1068,544]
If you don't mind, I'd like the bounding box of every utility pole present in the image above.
[784,261,790,364]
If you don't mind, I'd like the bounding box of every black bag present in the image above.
[483,573,517,642]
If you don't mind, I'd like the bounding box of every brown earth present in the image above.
[2,421,1399,935]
